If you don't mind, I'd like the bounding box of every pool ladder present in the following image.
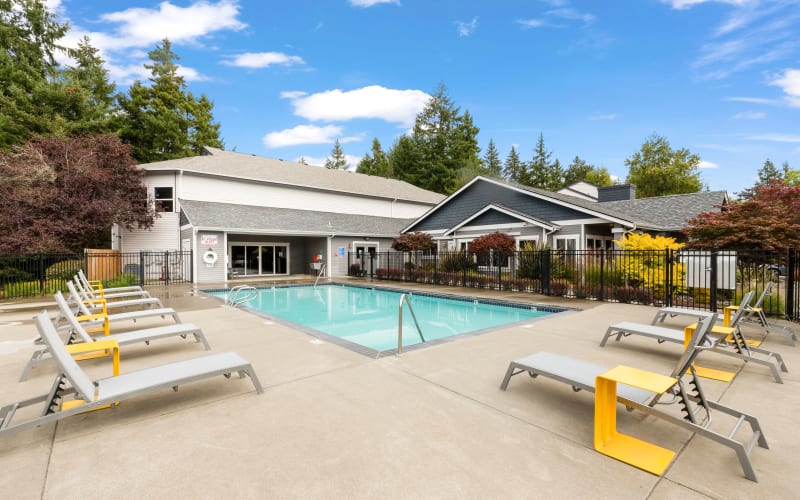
[397,293,425,354]
[313,263,327,288]
[227,285,257,308]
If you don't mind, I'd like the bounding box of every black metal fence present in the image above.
[0,250,193,300]
[349,248,799,321]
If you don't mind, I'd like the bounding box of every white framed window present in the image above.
[154,187,174,212]
[554,235,578,251]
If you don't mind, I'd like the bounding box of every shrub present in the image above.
[45,259,83,281]
[612,286,639,304]
[439,252,477,273]
[573,284,598,299]
[103,273,139,288]
[391,232,435,252]
[349,263,362,276]
[548,280,569,296]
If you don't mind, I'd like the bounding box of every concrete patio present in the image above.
[1,282,798,499]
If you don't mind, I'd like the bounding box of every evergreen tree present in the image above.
[357,138,390,176]
[388,135,420,185]
[625,133,703,198]
[57,36,117,135]
[482,139,502,178]
[563,155,614,187]
[324,139,348,169]
[0,0,71,147]
[503,145,524,182]
[404,83,480,194]
[116,38,223,162]
[297,157,308,165]
[757,159,784,184]
[525,133,562,190]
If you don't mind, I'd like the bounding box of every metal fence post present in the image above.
[599,249,605,301]
[542,250,551,295]
[665,248,673,307]
[709,249,718,312]
[787,247,796,320]
[139,251,145,287]
[163,250,170,284]
[38,253,45,296]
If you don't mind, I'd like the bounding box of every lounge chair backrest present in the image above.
[66,281,94,316]
[751,282,773,310]
[669,312,718,378]
[728,290,756,328]
[54,292,94,343]
[34,312,96,402]
[77,269,91,290]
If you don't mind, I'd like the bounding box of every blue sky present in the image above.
[49,0,799,195]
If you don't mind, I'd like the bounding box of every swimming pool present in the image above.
[206,284,564,355]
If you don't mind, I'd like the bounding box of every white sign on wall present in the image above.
[200,234,218,246]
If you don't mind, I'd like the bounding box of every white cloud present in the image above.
[456,17,479,37]
[280,91,308,99]
[770,69,800,107]
[589,114,617,120]
[223,52,304,68]
[731,111,766,119]
[516,18,546,28]
[546,8,595,25]
[699,160,719,169]
[263,125,362,148]
[664,0,750,9]
[95,1,245,50]
[283,85,430,127]
[349,0,400,7]
[722,96,779,104]
[748,133,800,143]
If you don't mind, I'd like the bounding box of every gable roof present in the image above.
[599,190,727,231]
[404,176,727,233]
[180,199,413,237]
[444,204,559,236]
[141,147,444,205]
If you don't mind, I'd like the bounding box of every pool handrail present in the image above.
[398,293,425,354]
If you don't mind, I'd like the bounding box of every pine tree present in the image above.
[503,146,524,182]
[357,138,390,176]
[116,38,223,162]
[525,133,554,189]
[482,139,502,178]
[57,36,117,135]
[408,83,480,194]
[0,0,71,147]
[388,136,420,185]
[324,139,348,169]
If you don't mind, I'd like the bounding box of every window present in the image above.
[154,187,174,212]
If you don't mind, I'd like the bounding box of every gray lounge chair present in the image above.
[73,274,152,301]
[500,314,768,482]
[61,280,180,329]
[738,282,797,346]
[78,269,144,294]
[19,292,211,381]
[0,313,263,437]
[601,291,789,383]
[71,279,162,310]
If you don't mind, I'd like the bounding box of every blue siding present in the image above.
[408,180,591,232]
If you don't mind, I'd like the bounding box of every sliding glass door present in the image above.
[230,243,289,276]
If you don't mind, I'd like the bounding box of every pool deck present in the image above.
[1,280,799,499]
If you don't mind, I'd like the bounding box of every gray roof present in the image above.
[599,190,728,231]
[180,199,413,237]
[142,147,444,205]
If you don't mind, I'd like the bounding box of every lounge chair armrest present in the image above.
[82,298,106,306]
[66,340,120,375]
[76,313,107,322]
[597,365,677,395]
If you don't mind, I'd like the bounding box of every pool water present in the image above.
[208,284,560,353]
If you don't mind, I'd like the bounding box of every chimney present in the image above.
[598,184,636,202]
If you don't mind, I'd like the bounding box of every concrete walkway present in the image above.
[1,282,798,499]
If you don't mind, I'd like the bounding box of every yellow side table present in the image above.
[683,323,736,382]
[595,366,677,475]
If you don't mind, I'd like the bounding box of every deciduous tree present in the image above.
[0,134,155,253]
[624,133,703,198]
[685,181,800,251]
[391,232,435,252]
[563,155,614,187]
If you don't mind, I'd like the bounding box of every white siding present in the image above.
[178,175,429,218]
[121,212,181,252]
